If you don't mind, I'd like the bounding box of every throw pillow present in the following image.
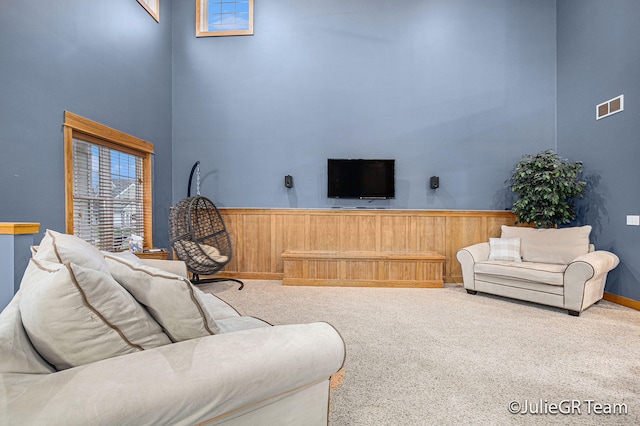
[488,238,522,262]
[501,225,591,264]
[19,258,171,371]
[104,254,221,342]
[33,229,110,274]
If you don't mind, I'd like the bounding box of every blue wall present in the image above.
[557,0,640,301]
[172,0,557,209]
[1,1,636,302]
[0,0,173,248]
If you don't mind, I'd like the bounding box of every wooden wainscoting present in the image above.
[281,250,445,288]
[215,208,519,283]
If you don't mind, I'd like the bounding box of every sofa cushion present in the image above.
[33,229,110,274]
[0,292,55,374]
[488,238,522,262]
[475,261,568,286]
[500,225,591,265]
[104,254,222,341]
[19,259,171,370]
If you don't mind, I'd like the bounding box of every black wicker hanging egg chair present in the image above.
[169,162,243,290]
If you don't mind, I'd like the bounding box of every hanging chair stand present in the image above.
[169,162,243,290]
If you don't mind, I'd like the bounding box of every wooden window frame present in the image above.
[137,0,160,23]
[196,0,254,37]
[63,112,154,250]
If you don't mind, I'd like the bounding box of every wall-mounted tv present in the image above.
[327,159,395,199]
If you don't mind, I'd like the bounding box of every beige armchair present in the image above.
[456,225,619,316]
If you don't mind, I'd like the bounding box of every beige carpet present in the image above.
[201,281,640,425]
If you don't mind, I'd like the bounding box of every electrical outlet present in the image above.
[626,215,640,226]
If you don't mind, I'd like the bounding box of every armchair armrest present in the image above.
[1,322,346,425]
[141,258,188,278]
[456,243,490,290]
[564,251,620,312]
[570,250,620,274]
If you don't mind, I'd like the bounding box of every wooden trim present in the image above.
[64,124,75,235]
[64,112,154,154]
[137,0,160,23]
[195,0,205,35]
[603,292,640,312]
[0,223,40,235]
[218,208,518,218]
[136,250,169,260]
[143,153,153,250]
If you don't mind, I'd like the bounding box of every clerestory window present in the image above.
[196,0,254,37]
[63,112,154,252]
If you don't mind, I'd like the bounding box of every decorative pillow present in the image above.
[19,258,171,371]
[33,229,110,274]
[501,225,591,265]
[488,238,522,262]
[104,254,221,342]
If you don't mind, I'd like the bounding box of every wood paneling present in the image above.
[281,250,445,288]
[239,214,272,273]
[216,208,519,283]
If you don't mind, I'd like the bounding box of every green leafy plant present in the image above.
[510,150,586,228]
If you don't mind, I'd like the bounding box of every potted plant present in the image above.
[510,150,586,228]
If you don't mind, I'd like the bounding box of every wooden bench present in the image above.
[281,250,445,288]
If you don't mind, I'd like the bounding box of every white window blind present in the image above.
[72,138,144,251]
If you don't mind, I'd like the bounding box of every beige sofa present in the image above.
[0,230,345,425]
[456,225,619,316]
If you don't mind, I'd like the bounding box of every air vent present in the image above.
[596,95,624,120]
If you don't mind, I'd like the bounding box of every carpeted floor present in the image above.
[201,280,640,425]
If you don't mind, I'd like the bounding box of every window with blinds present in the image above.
[64,112,154,252]
[72,139,144,251]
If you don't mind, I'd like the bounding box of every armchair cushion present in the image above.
[475,261,567,286]
[19,259,171,370]
[104,254,222,341]
[501,225,591,264]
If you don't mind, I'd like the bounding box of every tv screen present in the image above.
[327,159,395,199]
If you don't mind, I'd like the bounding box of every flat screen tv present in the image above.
[327,159,395,199]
